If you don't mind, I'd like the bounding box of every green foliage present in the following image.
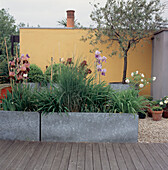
[108,88,149,114]
[0,59,9,83]
[0,8,17,60]
[36,60,112,114]
[44,63,64,83]
[152,106,162,111]
[0,84,37,111]
[28,64,44,83]
[82,0,167,82]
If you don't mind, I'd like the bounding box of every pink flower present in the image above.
[9,72,15,77]
[21,66,26,71]
[17,74,23,80]
[24,63,30,68]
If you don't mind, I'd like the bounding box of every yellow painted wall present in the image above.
[20,28,152,95]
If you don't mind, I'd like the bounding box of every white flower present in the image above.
[23,74,28,77]
[139,84,144,88]
[141,73,144,77]
[147,82,149,84]
[141,79,144,82]
[160,101,163,105]
[125,79,130,83]
[136,71,138,74]
[60,58,64,62]
[164,100,168,104]
[153,77,156,81]
[131,72,134,77]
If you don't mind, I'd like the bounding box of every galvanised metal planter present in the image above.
[41,112,138,143]
[0,111,138,143]
[0,111,39,141]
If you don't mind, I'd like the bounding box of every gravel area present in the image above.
[138,116,168,143]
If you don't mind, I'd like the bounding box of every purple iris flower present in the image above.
[97,55,102,64]
[95,50,101,58]
[101,69,106,76]
[97,64,102,72]
[102,56,107,62]
[26,54,30,58]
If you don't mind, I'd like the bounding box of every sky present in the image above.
[0,0,168,28]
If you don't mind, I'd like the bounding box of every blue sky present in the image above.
[1,0,168,27]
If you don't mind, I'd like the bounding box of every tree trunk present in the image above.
[122,52,127,84]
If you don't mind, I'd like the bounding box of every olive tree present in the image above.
[82,0,167,83]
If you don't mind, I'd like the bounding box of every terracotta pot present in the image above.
[163,110,168,118]
[152,110,163,121]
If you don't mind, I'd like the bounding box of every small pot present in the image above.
[152,110,163,121]
[163,109,168,118]
[138,112,146,119]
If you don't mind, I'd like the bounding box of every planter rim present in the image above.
[109,82,125,84]
[152,110,163,114]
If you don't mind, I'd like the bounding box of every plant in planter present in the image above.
[28,64,45,86]
[159,96,168,118]
[147,100,159,117]
[108,88,149,116]
[125,71,156,90]
[152,106,163,121]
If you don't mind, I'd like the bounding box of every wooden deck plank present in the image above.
[0,140,14,157]
[15,142,39,170]
[59,143,72,170]
[0,141,27,169]
[125,143,144,170]
[24,142,46,170]
[0,141,22,164]
[138,143,162,170]
[76,143,85,170]
[0,140,8,149]
[132,143,153,170]
[34,143,52,170]
[113,143,127,170]
[145,143,168,170]
[0,140,167,170]
[160,143,168,156]
[105,143,119,170]
[5,142,30,170]
[92,143,102,170]
[99,143,110,170]
[50,143,65,170]
[42,143,58,170]
[85,143,93,170]
[119,143,136,170]
[68,143,78,170]
[151,144,168,166]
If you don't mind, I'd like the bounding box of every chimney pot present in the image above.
[66,10,75,28]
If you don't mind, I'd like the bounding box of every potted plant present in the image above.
[159,96,168,118]
[152,106,163,121]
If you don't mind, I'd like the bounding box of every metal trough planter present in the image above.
[41,112,138,143]
[0,111,39,141]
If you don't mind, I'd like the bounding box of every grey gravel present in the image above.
[138,117,168,143]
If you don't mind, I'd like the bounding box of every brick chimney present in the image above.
[66,10,75,28]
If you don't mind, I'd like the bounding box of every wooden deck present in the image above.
[0,140,168,170]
